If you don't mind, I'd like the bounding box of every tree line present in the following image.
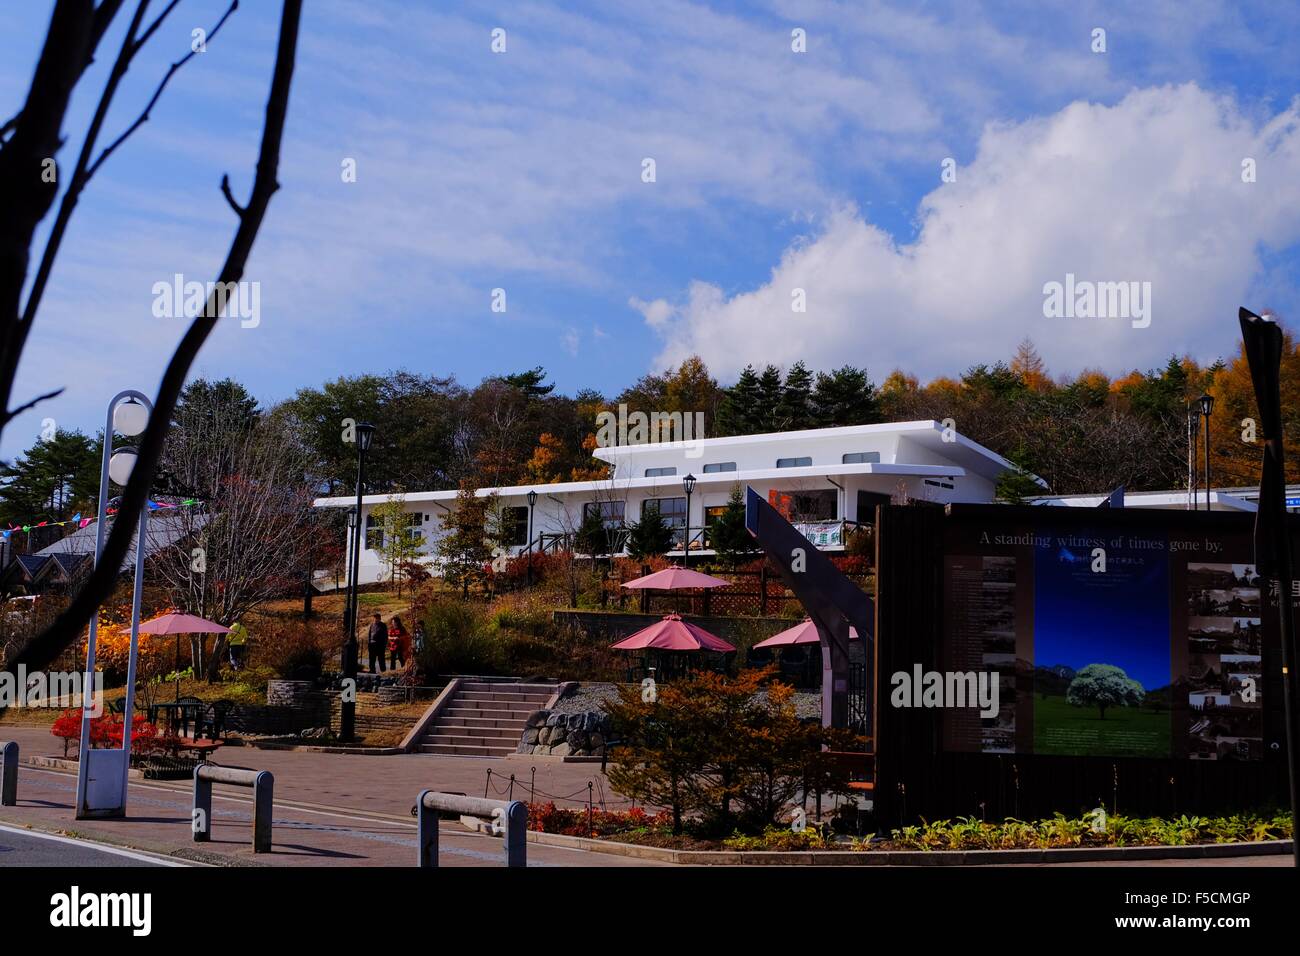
[4,326,1299,557]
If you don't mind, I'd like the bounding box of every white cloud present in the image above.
[647,84,1300,381]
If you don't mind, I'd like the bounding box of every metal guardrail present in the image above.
[193,764,274,853]
[416,789,527,867]
[0,741,16,806]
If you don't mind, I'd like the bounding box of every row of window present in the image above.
[643,451,879,477]
[364,483,891,552]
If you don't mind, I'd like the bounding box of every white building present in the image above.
[314,420,1028,587]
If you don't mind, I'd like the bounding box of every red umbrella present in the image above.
[610,613,736,652]
[138,612,231,703]
[620,566,731,590]
[752,618,860,649]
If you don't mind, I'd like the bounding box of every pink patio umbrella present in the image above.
[138,612,231,702]
[752,618,860,649]
[610,613,736,653]
[620,566,732,590]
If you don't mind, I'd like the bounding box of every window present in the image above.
[583,500,625,529]
[790,489,837,521]
[703,461,736,473]
[842,452,880,464]
[499,506,528,547]
[646,497,687,538]
[776,456,812,468]
[365,514,383,551]
[645,466,677,477]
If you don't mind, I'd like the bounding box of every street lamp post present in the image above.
[1198,393,1215,512]
[1187,404,1201,511]
[682,474,696,568]
[76,392,151,819]
[526,490,537,587]
[341,422,374,742]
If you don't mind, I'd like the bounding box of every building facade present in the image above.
[314,420,1029,588]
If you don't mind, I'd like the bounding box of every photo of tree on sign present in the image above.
[1065,663,1146,720]
[1032,531,1173,758]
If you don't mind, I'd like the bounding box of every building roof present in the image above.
[36,512,209,569]
[313,419,1036,508]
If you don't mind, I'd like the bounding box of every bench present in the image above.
[826,750,875,792]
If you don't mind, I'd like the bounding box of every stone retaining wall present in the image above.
[517,709,612,757]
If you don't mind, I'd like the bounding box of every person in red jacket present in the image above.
[388,615,411,668]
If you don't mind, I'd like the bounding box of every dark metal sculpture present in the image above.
[744,487,873,734]
[1239,306,1299,867]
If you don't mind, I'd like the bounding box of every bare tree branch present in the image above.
[86,0,238,180]
[3,386,66,424]
[11,0,302,679]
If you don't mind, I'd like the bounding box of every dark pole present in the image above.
[526,490,537,588]
[341,422,374,742]
[1239,308,1299,867]
[1188,405,1200,511]
[682,474,696,568]
[1199,393,1215,512]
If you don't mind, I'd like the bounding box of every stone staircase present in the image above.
[418,681,557,757]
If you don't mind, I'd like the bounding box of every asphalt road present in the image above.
[0,823,185,867]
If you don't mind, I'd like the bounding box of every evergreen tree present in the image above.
[575,506,614,556]
[625,503,675,560]
[0,429,100,535]
[754,365,784,432]
[811,366,879,427]
[709,486,758,566]
[717,365,761,436]
[435,483,493,593]
[777,361,815,430]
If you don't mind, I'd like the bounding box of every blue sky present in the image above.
[4,1,1300,459]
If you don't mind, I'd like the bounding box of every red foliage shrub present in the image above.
[527,801,672,837]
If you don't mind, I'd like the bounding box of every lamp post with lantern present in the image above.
[682,473,696,568]
[1198,393,1215,511]
[526,489,538,588]
[340,422,374,742]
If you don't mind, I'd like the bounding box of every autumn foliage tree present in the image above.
[604,667,861,835]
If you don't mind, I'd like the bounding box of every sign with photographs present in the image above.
[941,518,1274,761]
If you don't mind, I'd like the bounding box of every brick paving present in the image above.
[0,724,657,867]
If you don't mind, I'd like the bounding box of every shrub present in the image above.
[251,618,334,680]
[603,666,864,835]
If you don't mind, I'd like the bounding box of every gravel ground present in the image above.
[553,682,823,720]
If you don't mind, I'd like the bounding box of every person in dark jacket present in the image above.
[367,612,388,672]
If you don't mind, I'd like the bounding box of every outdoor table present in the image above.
[149,701,204,737]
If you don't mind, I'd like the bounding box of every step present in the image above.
[457,691,552,704]
[459,682,558,693]
[419,743,516,757]
[437,715,529,729]
[427,724,519,740]
[452,697,543,712]
[441,702,533,717]
[424,733,518,748]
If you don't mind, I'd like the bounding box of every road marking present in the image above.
[0,822,190,867]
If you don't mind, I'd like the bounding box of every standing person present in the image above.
[226,621,249,671]
[367,612,388,673]
[413,620,427,656]
[388,615,410,668]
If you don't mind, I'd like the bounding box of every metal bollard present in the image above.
[0,741,16,806]
[193,764,274,853]
[416,789,528,867]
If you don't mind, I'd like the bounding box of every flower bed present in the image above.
[525,807,1294,852]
